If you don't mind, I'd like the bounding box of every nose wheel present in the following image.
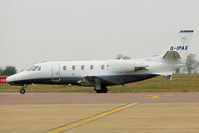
[20,88,26,94]
[20,85,28,94]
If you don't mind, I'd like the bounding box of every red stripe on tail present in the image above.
[0,77,7,83]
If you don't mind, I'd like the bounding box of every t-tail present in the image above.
[163,30,194,63]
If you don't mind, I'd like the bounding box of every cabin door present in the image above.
[52,63,60,82]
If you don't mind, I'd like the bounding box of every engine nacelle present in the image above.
[108,60,135,73]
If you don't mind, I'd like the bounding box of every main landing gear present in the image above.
[94,86,108,93]
[20,84,28,94]
[94,78,108,93]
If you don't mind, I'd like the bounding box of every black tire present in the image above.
[95,89,102,93]
[20,88,26,94]
[95,86,108,93]
[101,87,108,93]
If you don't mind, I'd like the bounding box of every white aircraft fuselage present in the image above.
[6,30,194,94]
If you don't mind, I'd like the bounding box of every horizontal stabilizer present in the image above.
[163,51,181,60]
[154,71,174,76]
[0,77,7,83]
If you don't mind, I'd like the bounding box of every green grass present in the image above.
[0,74,199,93]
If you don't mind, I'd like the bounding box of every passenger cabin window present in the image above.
[107,64,109,70]
[81,65,85,70]
[72,65,75,70]
[63,66,67,70]
[101,65,105,70]
[90,65,94,70]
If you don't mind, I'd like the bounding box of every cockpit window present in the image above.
[37,66,41,71]
[27,66,35,71]
[27,65,41,71]
[32,66,38,71]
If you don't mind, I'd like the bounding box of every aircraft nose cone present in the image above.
[6,75,16,83]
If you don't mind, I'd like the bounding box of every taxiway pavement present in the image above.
[0,92,199,133]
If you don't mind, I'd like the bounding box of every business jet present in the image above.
[3,30,194,94]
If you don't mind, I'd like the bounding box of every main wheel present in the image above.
[20,88,26,94]
[95,90,100,93]
[95,87,108,93]
[101,87,108,93]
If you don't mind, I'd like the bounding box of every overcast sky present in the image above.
[1,0,199,71]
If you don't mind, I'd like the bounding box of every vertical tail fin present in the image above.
[168,30,194,62]
[163,30,194,62]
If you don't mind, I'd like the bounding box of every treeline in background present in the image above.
[0,66,17,76]
[176,53,199,74]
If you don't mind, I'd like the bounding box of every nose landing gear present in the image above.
[20,88,26,94]
[20,84,28,94]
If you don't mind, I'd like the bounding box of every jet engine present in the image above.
[108,60,135,73]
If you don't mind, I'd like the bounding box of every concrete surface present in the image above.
[0,93,199,133]
[67,103,199,133]
[1,92,199,104]
[0,104,120,133]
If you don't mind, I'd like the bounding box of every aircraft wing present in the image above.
[77,63,149,86]
[78,76,115,86]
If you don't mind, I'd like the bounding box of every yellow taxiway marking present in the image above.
[48,102,138,133]
[151,95,160,99]
[143,95,160,99]
[144,94,172,99]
